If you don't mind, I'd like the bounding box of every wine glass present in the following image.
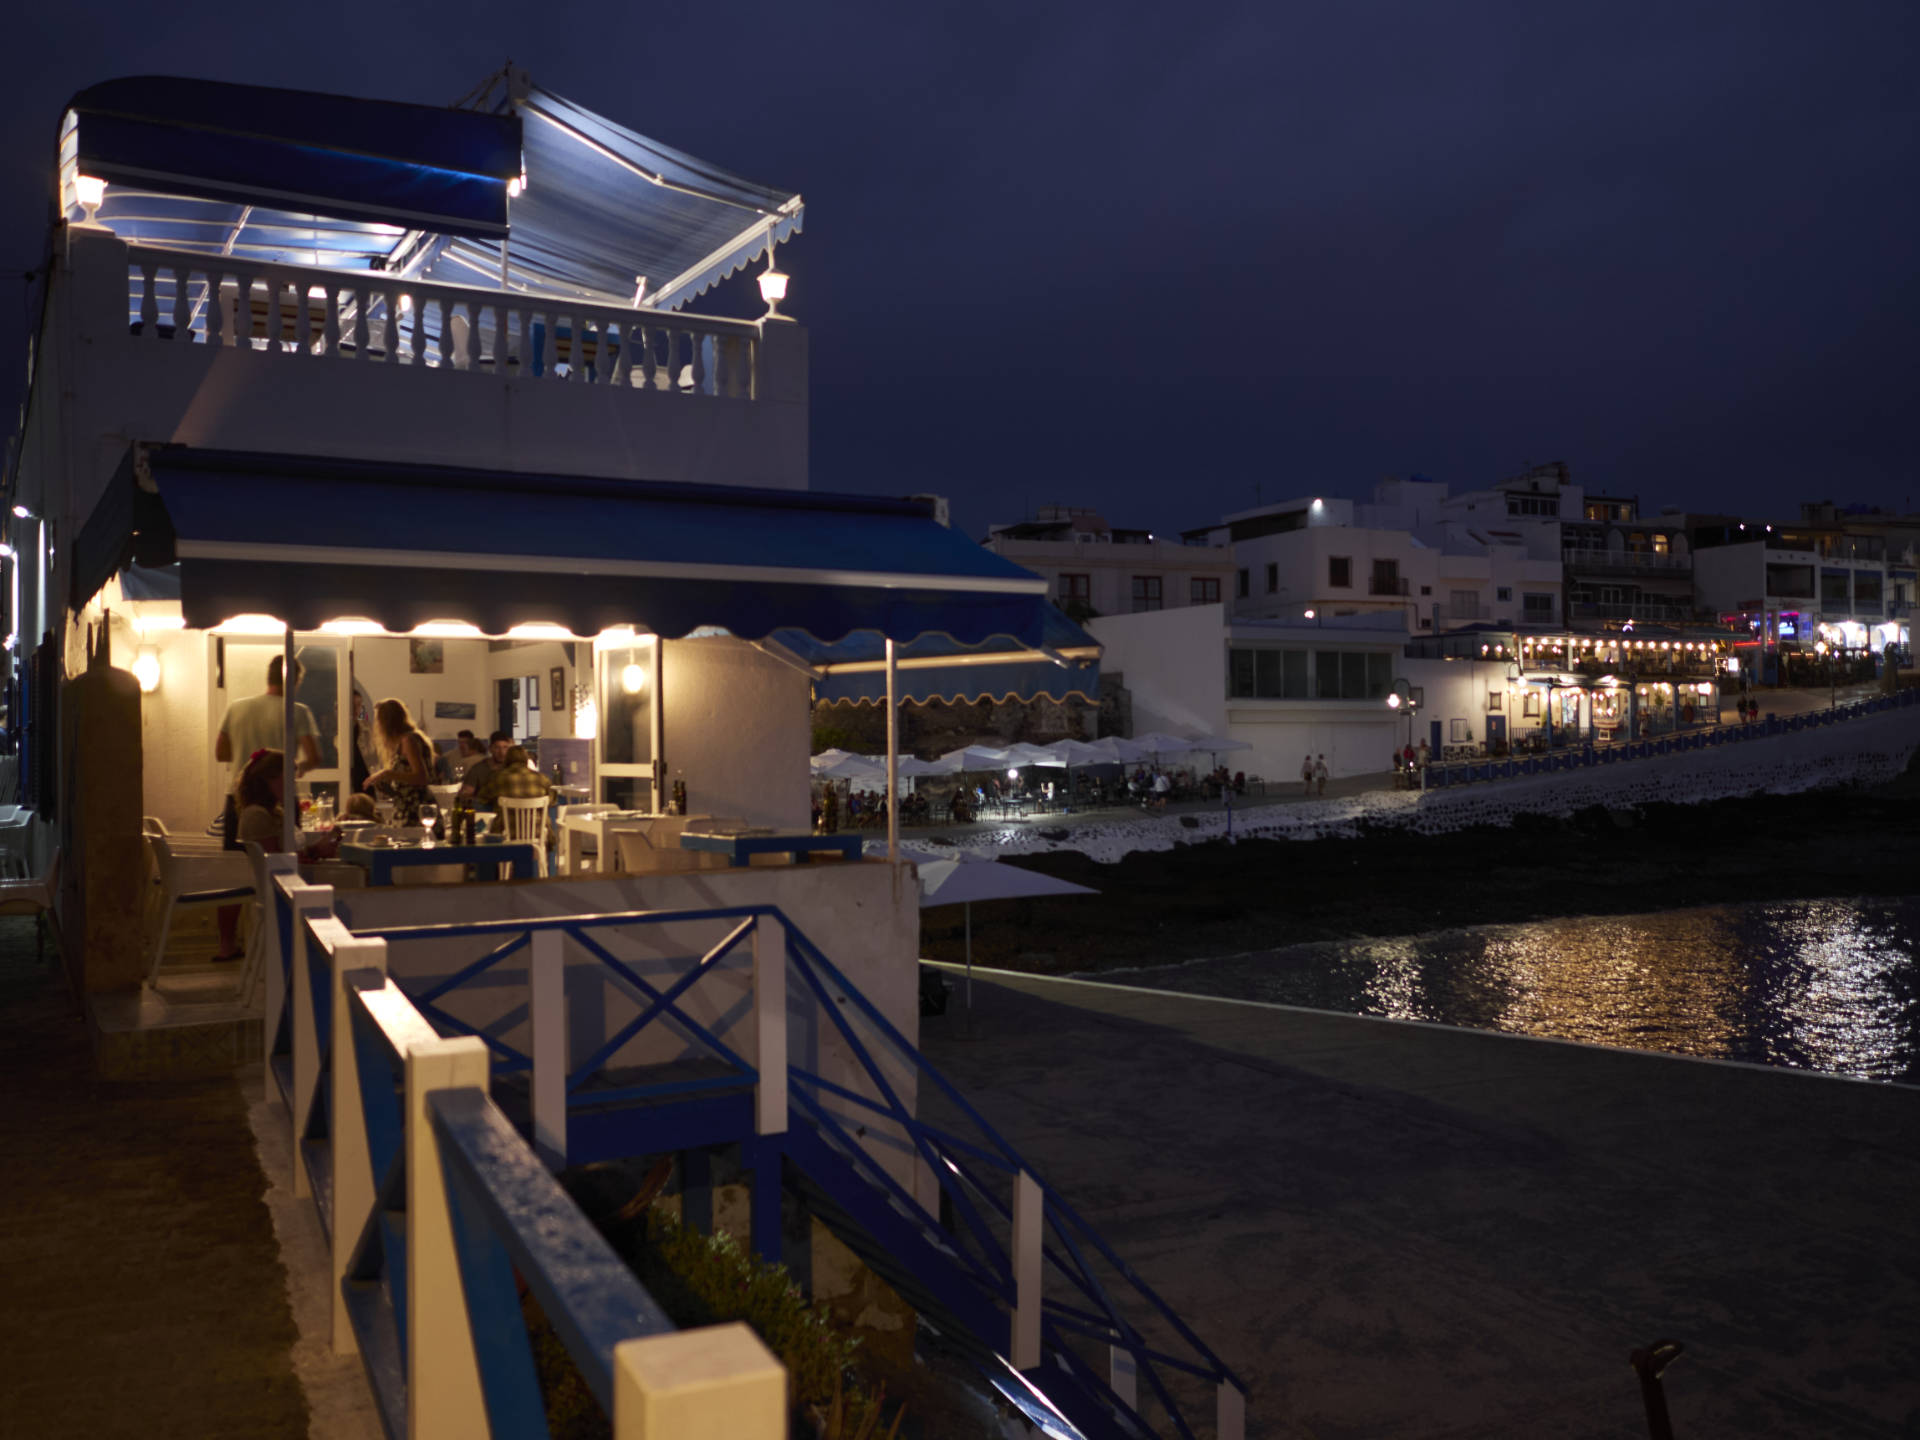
[418,802,440,848]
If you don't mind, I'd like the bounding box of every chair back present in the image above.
[143,815,169,836]
[498,795,550,846]
[147,834,181,889]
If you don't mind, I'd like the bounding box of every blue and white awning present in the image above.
[77,446,1047,645]
[772,608,1102,706]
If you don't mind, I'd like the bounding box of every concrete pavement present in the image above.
[917,967,1920,1439]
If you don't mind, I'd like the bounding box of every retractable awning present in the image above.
[65,76,521,241]
[78,446,1048,644]
[772,607,1101,705]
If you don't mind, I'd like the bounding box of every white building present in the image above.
[983,505,1237,619]
[1181,480,1562,635]
[1090,605,1503,781]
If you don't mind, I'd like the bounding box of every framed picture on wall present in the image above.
[550,666,567,712]
[434,701,477,721]
[408,638,444,674]
[1487,690,1502,712]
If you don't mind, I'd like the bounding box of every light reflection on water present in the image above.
[1099,898,1920,1083]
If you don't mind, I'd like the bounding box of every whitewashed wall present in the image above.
[663,637,810,832]
[1088,606,1229,739]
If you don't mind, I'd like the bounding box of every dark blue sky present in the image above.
[5,1,1916,539]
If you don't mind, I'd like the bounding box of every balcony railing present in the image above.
[123,243,762,400]
[1569,601,1696,623]
[1368,576,1410,596]
[1562,549,1690,574]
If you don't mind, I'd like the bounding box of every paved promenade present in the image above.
[0,920,309,1437]
[918,968,1920,1439]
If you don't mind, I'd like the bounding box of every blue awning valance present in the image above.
[81,447,1048,645]
[772,608,1101,706]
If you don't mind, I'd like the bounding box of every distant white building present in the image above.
[1090,604,1502,782]
[982,505,1237,620]
[1181,479,1562,634]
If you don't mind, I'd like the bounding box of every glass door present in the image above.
[212,634,352,819]
[595,637,657,812]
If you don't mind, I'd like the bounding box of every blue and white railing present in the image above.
[268,871,786,1438]
[335,900,1248,1440]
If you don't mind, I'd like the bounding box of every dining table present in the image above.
[337,838,541,886]
[558,812,722,875]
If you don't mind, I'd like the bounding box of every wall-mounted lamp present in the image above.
[621,661,647,695]
[75,174,106,224]
[757,250,789,321]
[0,544,13,560]
[132,644,161,693]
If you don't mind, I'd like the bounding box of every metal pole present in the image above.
[885,638,899,862]
[964,901,973,1026]
[282,626,297,855]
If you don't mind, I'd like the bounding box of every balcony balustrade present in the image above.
[1569,601,1696,623]
[1562,548,1690,574]
[125,243,761,398]
[1368,575,1410,596]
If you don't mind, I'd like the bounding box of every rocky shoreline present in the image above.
[919,777,1920,977]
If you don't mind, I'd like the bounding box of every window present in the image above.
[1506,495,1559,517]
[1329,556,1352,588]
[1228,647,1308,699]
[1652,533,1670,556]
[1312,649,1392,699]
[1449,589,1480,619]
[1820,571,1850,607]
[1057,574,1090,604]
[1496,587,1512,602]
[1190,576,1221,605]
[1265,562,1279,594]
[1237,569,1250,598]
[1131,576,1163,613]
[1522,592,1555,618]
[1419,585,1432,596]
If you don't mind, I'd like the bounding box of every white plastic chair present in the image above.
[146,834,255,985]
[0,808,32,879]
[497,795,551,877]
[0,847,62,963]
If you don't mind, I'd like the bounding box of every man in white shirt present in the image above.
[212,656,320,957]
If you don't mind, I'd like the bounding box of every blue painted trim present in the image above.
[429,1087,678,1416]
[566,921,757,1090]
[574,1075,753,1107]
[417,931,530,1006]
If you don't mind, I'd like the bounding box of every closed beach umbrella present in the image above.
[938,743,1014,773]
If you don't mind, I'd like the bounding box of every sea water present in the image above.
[1096,896,1920,1083]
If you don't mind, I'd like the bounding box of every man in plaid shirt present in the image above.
[474,745,554,833]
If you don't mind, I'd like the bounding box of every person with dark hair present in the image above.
[216,655,320,849]
[457,730,515,801]
[441,728,486,783]
[211,748,286,960]
[365,698,436,824]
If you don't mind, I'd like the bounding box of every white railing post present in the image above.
[530,927,567,1167]
[751,916,787,1135]
[1012,1170,1043,1370]
[1218,1379,1246,1440]
[405,1035,492,1440]
[612,1323,785,1440]
[328,933,390,1357]
[288,884,336,1198]
[260,856,298,1057]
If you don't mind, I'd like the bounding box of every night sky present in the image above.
[4,1,1915,540]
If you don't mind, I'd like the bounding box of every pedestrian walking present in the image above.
[1300,753,1314,796]
[1313,754,1329,796]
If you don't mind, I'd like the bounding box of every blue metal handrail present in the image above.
[350,896,1249,1436]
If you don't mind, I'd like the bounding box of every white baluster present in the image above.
[530,928,567,1166]
[266,276,284,354]
[691,333,709,394]
[639,319,658,390]
[608,319,630,387]
[138,262,159,338]
[296,282,314,356]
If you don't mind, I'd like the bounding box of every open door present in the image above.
[210,634,352,818]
